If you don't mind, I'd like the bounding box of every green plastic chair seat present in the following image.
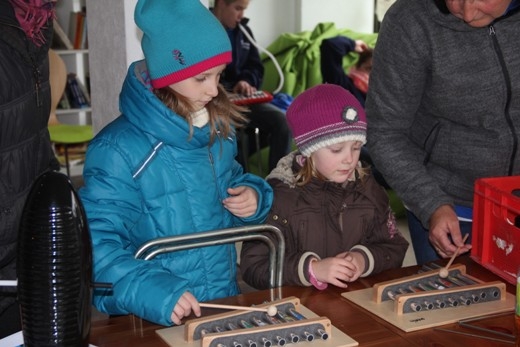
[48,124,93,144]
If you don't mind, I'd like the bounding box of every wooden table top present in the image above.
[88,255,517,347]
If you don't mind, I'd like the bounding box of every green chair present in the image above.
[47,124,93,176]
[48,49,93,177]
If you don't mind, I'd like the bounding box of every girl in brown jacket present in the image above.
[240,84,409,290]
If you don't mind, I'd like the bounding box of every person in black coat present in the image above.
[0,0,58,338]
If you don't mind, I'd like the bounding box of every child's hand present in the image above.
[341,252,365,282]
[311,257,357,288]
[223,186,258,217]
[354,40,368,53]
[233,80,256,96]
[171,292,200,325]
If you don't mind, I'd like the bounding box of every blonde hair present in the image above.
[294,155,370,186]
[153,84,248,143]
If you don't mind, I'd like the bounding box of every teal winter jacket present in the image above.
[79,61,273,326]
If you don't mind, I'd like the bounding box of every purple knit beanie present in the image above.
[287,84,367,157]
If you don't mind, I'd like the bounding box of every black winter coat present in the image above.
[0,2,57,315]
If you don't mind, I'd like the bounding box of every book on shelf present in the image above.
[52,19,73,50]
[81,17,88,49]
[57,91,71,110]
[65,73,90,109]
[77,74,91,105]
[68,10,87,50]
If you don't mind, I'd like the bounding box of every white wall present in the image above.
[297,0,374,35]
[87,0,375,132]
[213,0,374,50]
[124,0,141,67]
[245,0,296,49]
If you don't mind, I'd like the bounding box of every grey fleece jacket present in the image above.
[366,0,520,227]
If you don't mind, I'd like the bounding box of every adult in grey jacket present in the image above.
[0,0,58,338]
[366,0,520,264]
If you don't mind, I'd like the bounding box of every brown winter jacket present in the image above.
[240,152,409,290]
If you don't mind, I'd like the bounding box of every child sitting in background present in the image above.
[240,84,408,290]
[320,36,373,106]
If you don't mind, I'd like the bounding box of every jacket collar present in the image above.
[119,60,212,149]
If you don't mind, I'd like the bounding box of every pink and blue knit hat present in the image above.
[134,0,232,89]
[287,84,367,157]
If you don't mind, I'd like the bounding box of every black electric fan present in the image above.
[17,171,92,346]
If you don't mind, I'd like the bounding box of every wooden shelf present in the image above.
[54,0,91,129]
[56,107,92,115]
[54,49,89,55]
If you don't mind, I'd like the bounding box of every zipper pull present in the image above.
[34,66,42,107]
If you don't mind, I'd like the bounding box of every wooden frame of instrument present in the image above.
[342,264,515,332]
[156,296,359,347]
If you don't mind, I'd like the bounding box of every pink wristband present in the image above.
[308,259,328,290]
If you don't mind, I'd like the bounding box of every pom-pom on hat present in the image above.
[134,0,232,89]
[287,84,367,157]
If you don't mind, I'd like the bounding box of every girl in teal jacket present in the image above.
[79,0,273,326]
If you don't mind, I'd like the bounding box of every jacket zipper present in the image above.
[208,149,224,204]
[489,25,516,175]
[0,20,43,107]
[33,64,42,107]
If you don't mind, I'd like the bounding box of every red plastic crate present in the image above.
[471,176,520,285]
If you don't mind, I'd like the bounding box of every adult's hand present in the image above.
[428,205,471,258]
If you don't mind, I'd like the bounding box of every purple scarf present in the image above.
[8,0,56,46]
